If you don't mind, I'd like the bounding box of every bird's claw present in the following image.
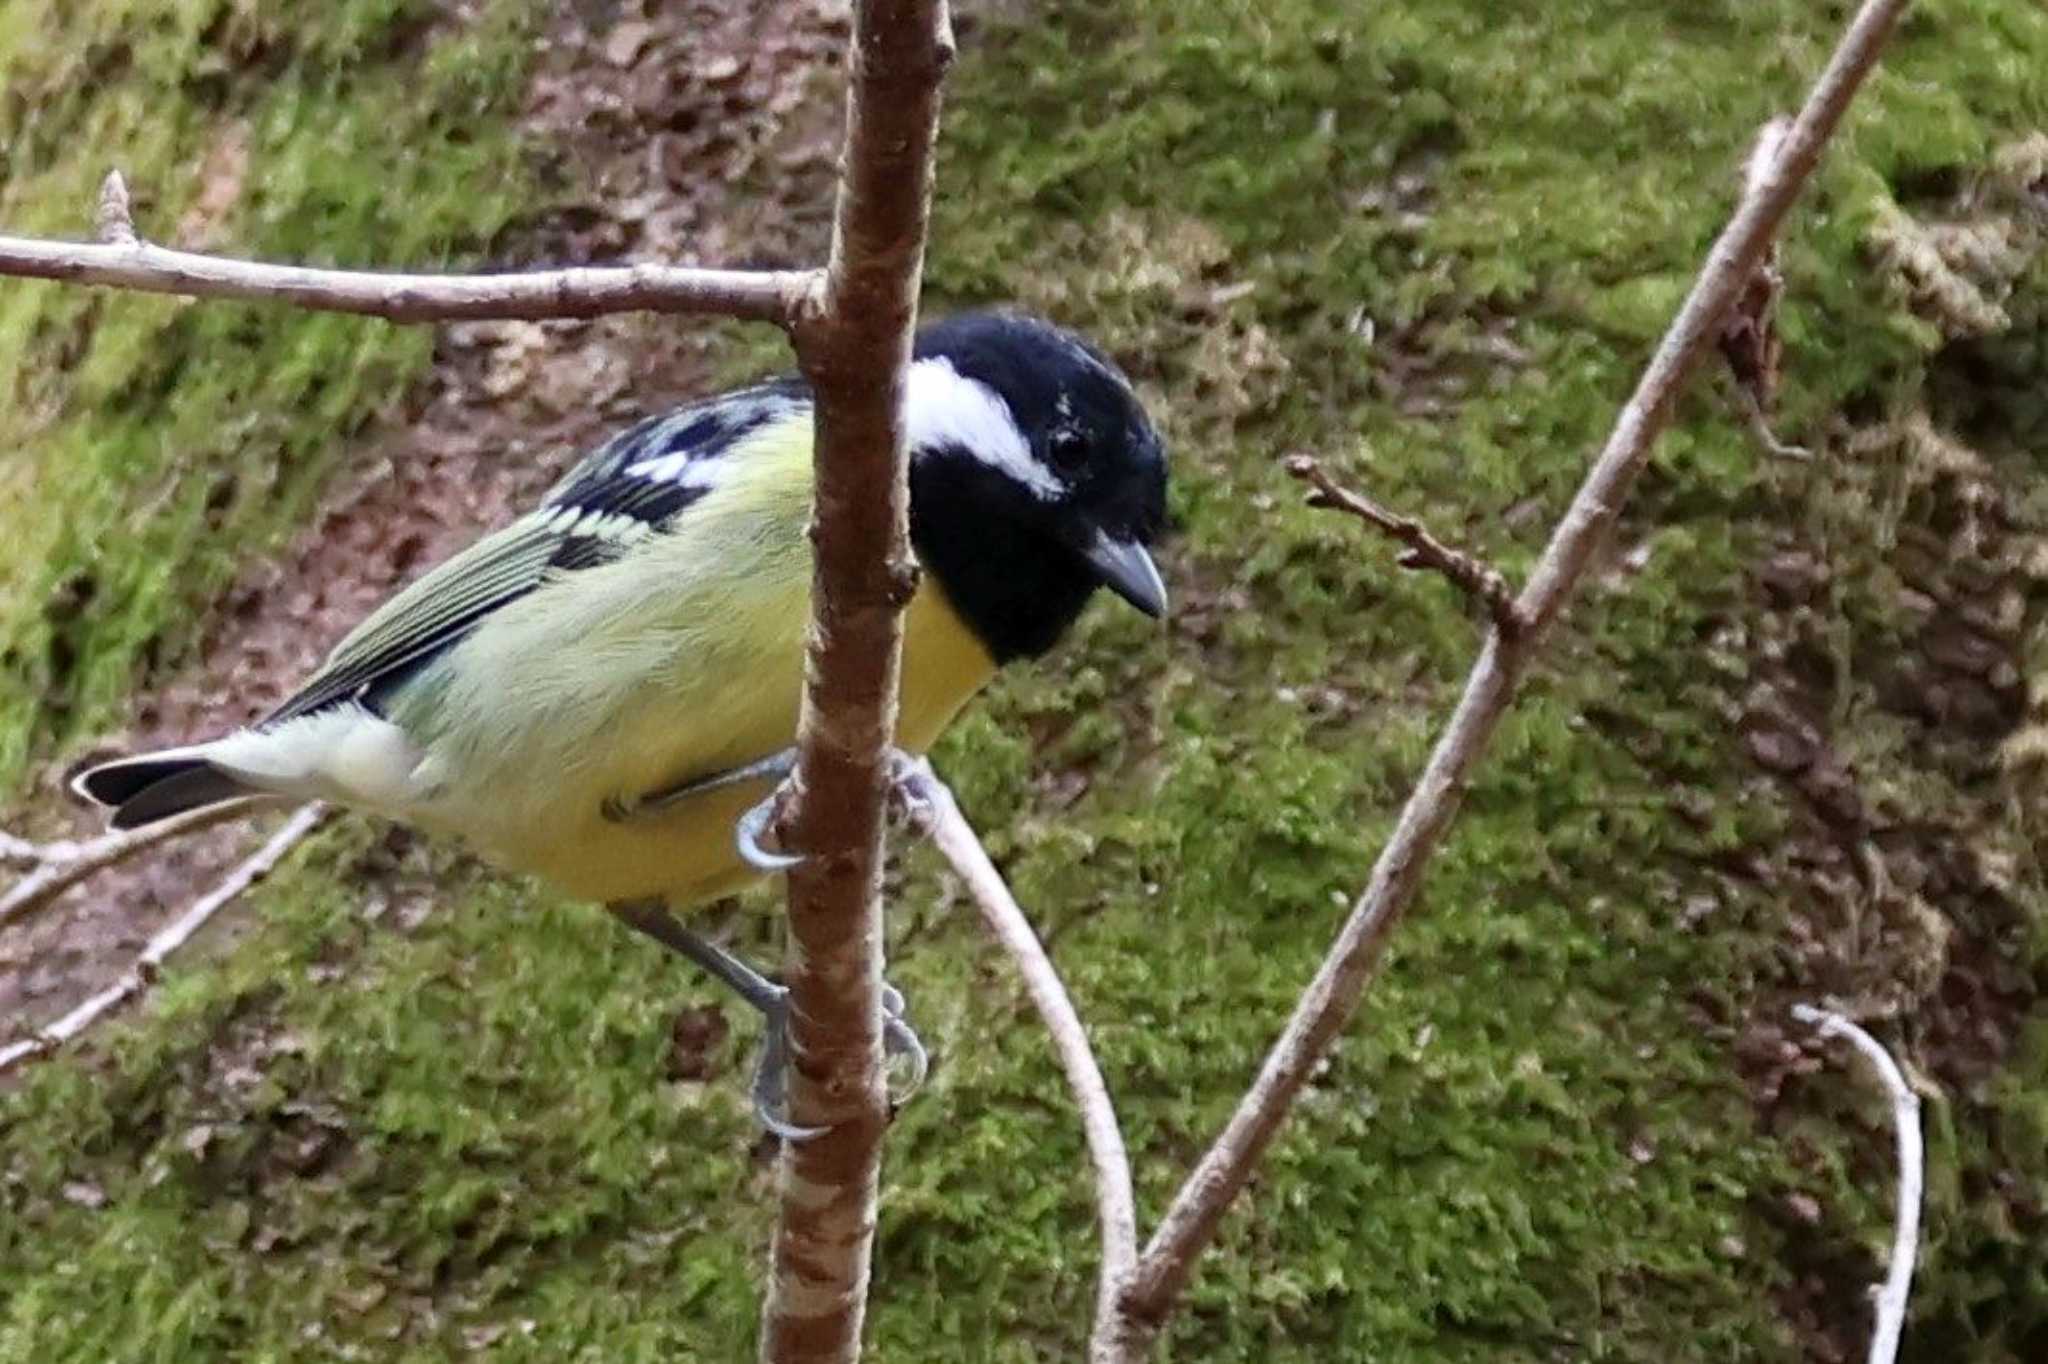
[736,788,803,873]
[880,982,931,1098]
[749,997,828,1142]
[734,748,935,872]
[748,981,930,1139]
[883,751,940,834]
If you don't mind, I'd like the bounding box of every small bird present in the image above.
[74,311,1169,1132]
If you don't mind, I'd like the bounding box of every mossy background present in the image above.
[3,0,2046,1360]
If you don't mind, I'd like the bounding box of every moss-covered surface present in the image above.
[4,0,2047,1360]
[0,0,534,779]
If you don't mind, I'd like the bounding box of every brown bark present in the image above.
[760,2,955,1362]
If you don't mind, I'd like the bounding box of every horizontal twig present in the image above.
[0,803,329,1075]
[0,172,816,325]
[1284,455,1524,634]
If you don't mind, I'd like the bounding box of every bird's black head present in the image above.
[905,312,1168,664]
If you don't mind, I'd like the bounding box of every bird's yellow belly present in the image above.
[459,580,996,908]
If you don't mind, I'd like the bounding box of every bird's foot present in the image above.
[750,979,931,1140]
[883,751,940,834]
[734,783,802,873]
[730,747,936,873]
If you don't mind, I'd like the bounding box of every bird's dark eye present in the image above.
[1047,426,1089,477]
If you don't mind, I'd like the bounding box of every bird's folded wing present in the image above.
[262,380,808,726]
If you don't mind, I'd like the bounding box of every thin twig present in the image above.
[1719,122,1811,462]
[0,171,815,325]
[1792,1005,1923,1364]
[1284,454,1524,634]
[1733,382,1815,461]
[0,797,270,930]
[0,804,328,1075]
[759,1,955,1361]
[900,761,1138,1323]
[1098,1,1913,1353]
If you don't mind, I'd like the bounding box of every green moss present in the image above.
[5,0,2048,1360]
[0,0,537,783]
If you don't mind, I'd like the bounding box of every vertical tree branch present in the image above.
[761,2,954,1362]
[1097,0,1912,1353]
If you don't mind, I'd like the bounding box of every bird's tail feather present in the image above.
[72,747,262,830]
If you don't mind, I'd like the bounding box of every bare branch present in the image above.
[760,0,954,1360]
[899,761,1138,1327]
[0,797,270,931]
[1793,1005,1924,1364]
[0,804,328,1075]
[1100,0,1914,1350]
[1284,454,1524,634]
[0,179,816,324]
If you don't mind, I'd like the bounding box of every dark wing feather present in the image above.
[262,381,810,725]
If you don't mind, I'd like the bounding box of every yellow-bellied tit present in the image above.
[74,311,1169,1135]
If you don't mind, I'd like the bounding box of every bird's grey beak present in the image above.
[1082,533,1168,618]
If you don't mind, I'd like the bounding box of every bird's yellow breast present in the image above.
[400,412,1000,908]
[462,578,994,908]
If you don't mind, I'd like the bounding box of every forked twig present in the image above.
[1,797,269,930]
[1097,2,1915,1354]
[0,804,329,1075]
[1284,454,1524,634]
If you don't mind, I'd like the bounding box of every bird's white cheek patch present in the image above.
[906,357,1064,501]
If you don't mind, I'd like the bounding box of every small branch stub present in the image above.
[1284,455,1524,636]
[95,170,136,246]
[1719,119,1811,461]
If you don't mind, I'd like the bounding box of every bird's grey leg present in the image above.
[611,747,937,874]
[600,748,804,873]
[608,899,785,1013]
[602,750,798,823]
[608,898,930,1140]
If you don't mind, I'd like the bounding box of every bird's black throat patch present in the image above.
[909,449,1102,664]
